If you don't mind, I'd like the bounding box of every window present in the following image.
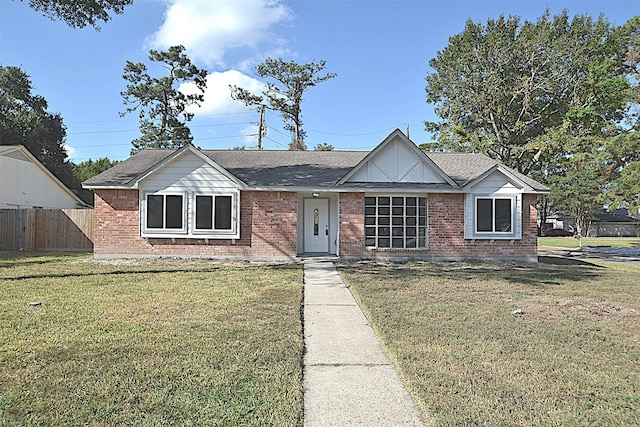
[195,195,233,231]
[475,197,512,233]
[145,194,185,231]
[365,196,427,249]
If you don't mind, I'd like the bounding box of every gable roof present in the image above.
[83,131,550,194]
[1,145,86,206]
[338,129,458,187]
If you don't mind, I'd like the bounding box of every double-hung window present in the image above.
[475,197,513,234]
[365,196,427,249]
[194,195,234,233]
[144,193,186,233]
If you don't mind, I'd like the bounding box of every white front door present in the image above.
[304,198,329,253]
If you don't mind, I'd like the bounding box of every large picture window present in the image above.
[475,197,512,233]
[365,196,427,249]
[195,195,233,231]
[146,194,184,231]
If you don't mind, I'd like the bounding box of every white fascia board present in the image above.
[245,185,466,194]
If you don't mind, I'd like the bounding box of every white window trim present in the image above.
[191,192,240,239]
[469,194,520,240]
[141,192,187,237]
[364,194,428,250]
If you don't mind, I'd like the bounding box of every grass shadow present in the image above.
[337,257,605,288]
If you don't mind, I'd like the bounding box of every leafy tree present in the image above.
[121,45,207,154]
[230,58,336,150]
[73,157,120,183]
[17,0,133,29]
[425,10,631,175]
[0,65,80,193]
[314,143,334,151]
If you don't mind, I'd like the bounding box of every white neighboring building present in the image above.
[0,145,85,209]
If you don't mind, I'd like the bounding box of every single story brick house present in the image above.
[83,129,549,261]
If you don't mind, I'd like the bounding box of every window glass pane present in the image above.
[378,216,390,226]
[165,195,183,229]
[419,197,427,208]
[392,206,404,216]
[392,227,404,237]
[215,196,233,230]
[196,196,213,229]
[365,206,376,216]
[364,197,376,206]
[378,206,390,216]
[406,197,416,206]
[365,227,376,237]
[379,197,390,206]
[495,199,512,232]
[392,216,404,226]
[365,217,376,225]
[147,195,164,229]
[378,238,390,248]
[406,227,416,237]
[392,197,403,206]
[406,238,417,248]
[378,226,390,237]
[476,198,493,232]
[407,216,417,226]
[406,206,416,216]
[365,238,376,247]
[392,238,404,248]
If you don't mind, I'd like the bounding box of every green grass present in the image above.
[539,236,640,249]
[338,258,640,426]
[0,253,304,426]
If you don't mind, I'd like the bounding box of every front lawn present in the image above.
[0,253,304,426]
[539,236,640,249]
[338,258,640,426]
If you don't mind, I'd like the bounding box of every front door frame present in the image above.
[303,197,330,254]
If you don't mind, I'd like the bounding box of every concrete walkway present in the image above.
[303,260,425,426]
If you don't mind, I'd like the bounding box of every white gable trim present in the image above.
[134,145,247,189]
[463,164,537,193]
[1,145,85,206]
[337,129,458,187]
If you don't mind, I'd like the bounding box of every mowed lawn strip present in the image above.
[0,253,304,426]
[338,259,640,426]
[539,236,640,249]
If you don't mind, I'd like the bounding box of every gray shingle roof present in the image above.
[204,150,369,186]
[83,147,549,192]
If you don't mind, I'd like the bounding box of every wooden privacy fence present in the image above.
[0,209,93,251]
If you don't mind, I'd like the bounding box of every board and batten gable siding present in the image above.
[347,135,449,183]
[464,170,523,240]
[138,151,241,238]
[0,152,80,209]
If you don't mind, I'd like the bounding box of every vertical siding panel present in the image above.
[0,208,93,251]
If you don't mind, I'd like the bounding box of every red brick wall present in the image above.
[338,192,365,258]
[94,189,538,261]
[93,189,297,258]
[337,192,538,261]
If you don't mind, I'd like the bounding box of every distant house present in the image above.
[589,209,640,237]
[83,130,549,261]
[0,145,85,209]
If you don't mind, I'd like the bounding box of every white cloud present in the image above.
[181,69,266,116]
[146,0,292,67]
[63,144,76,161]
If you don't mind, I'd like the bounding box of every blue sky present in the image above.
[1,0,636,163]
